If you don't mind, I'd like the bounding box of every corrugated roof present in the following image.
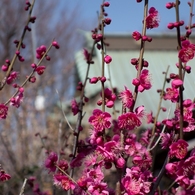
[74,35,195,124]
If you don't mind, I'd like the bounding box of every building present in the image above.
[73,32,195,128]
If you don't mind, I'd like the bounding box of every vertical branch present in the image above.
[188,0,194,29]
[100,6,105,112]
[70,3,106,184]
[132,0,149,111]
[137,0,149,78]
[70,42,96,179]
[175,0,183,139]
[148,156,169,195]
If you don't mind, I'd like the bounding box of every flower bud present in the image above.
[116,157,125,168]
[185,65,191,73]
[46,56,50,61]
[131,58,138,65]
[142,35,148,41]
[166,2,174,9]
[5,59,10,65]
[186,29,192,36]
[170,73,178,79]
[52,41,60,49]
[97,100,102,106]
[104,161,112,169]
[104,18,112,25]
[161,107,167,112]
[174,22,180,28]
[104,55,112,64]
[100,76,107,83]
[143,60,149,67]
[1,65,8,72]
[12,83,18,88]
[29,76,36,83]
[179,20,184,26]
[167,23,174,29]
[96,137,103,145]
[188,2,192,7]
[96,34,103,40]
[103,2,110,7]
[96,43,101,50]
[18,56,25,62]
[31,63,37,69]
[19,87,24,93]
[15,50,20,55]
[147,36,152,42]
[106,100,114,108]
[90,77,98,84]
[132,78,140,86]
[171,79,183,88]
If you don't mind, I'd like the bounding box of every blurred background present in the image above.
[0,0,194,194]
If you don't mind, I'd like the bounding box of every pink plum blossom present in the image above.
[35,66,46,75]
[138,69,152,92]
[0,170,11,182]
[118,112,141,131]
[132,70,152,92]
[44,152,58,172]
[146,7,159,29]
[160,133,173,149]
[6,71,18,85]
[0,104,8,119]
[119,86,134,109]
[53,174,75,191]
[36,45,46,59]
[121,167,152,194]
[164,87,179,102]
[10,89,24,108]
[98,88,116,108]
[132,31,142,41]
[89,109,111,131]
[178,40,195,62]
[1,65,8,72]
[169,139,188,159]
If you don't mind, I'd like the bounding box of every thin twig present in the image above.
[4,42,53,106]
[19,178,27,195]
[148,104,172,151]
[56,89,74,131]
[188,0,194,31]
[131,0,149,112]
[151,66,170,136]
